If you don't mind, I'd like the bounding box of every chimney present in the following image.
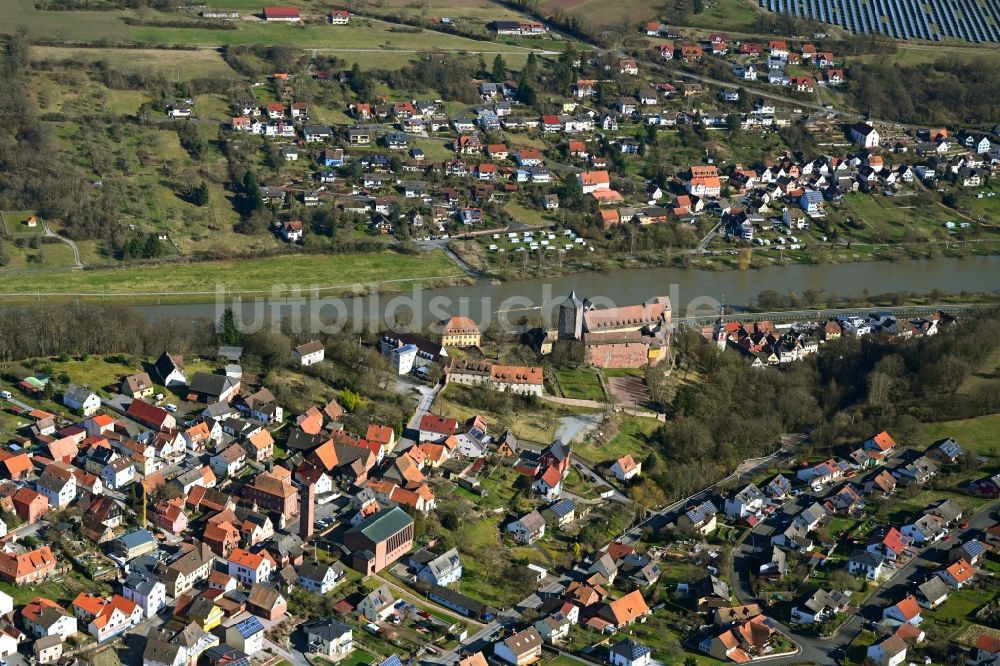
[299,481,315,541]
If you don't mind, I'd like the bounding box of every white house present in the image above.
[494,628,543,666]
[608,639,651,666]
[293,340,325,366]
[225,616,265,656]
[297,561,345,595]
[849,122,880,148]
[122,573,166,618]
[610,455,642,482]
[724,483,767,519]
[507,510,546,544]
[304,619,353,660]
[63,385,101,416]
[35,464,77,508]
[882,595,922,626]
[866,635,907,666]
[533,467,563,501]
[210,445,246,479]
[227,549,273,586]
[23,600,77,641]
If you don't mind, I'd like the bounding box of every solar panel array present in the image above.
[759,0,1000,42]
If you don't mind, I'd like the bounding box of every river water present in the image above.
[135,255,1000,332]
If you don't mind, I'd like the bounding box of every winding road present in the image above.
[43,222,83,268]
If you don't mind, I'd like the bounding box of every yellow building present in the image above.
[440,316,482,347]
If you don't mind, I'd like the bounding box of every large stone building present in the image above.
[343,507,414,574]
[557,292,670,368]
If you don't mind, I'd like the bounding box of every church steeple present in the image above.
[714,297,727,351]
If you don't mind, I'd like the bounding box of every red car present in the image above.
[960,521,969,529]
[942,534,952,542]
[417,611,431,619]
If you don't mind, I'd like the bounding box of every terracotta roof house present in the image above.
[0,546,57,584]
[595,589,650,629]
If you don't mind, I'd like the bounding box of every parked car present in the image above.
[0,391,10,400]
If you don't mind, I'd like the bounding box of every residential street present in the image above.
[729,489,999,665]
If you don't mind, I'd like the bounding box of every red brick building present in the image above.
[13,487,49,523]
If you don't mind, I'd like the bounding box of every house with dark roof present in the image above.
[154,352,187,387]
[303,619,353,660]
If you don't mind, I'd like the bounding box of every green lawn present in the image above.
[0,249,464,301]
[920,414,1000,458]
[331,651,376,666]
[923,586,996,634]
[555,368,604,401]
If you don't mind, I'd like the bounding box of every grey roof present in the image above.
[304,619,352,641]
[123,572,161,596]
[144,637,181,664]
[218,346,244,361]
[298,560,343,583]
[362,584,394,611]
[918,576,949,602]
[64,383,96,404]
[189,372,237,398]
[795,502,828,528]
[422,548,461,580]
[733,483,766,505]
[805,588,850,614]
[516,509,545,532]
[609,639,651,661]
[428,584,488,615]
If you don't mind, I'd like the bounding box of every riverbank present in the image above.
[450,236,1000,283]
[0,249,474,305]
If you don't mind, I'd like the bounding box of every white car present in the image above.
[0,391,10,400]
[164,404,178,413]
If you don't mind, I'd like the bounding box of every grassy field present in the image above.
[0,249,464,300]
[920,414,1000,458]
[839,192,959,243]
[574,414,659,464]
[31,46,240,80]
[1,0,126,41]
[129,20,537,51]
[0,241,78,271]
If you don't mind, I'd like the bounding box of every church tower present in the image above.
[558,290,584,340]
[713,301,728,351]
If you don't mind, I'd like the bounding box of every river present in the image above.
[135,255,1000,331]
